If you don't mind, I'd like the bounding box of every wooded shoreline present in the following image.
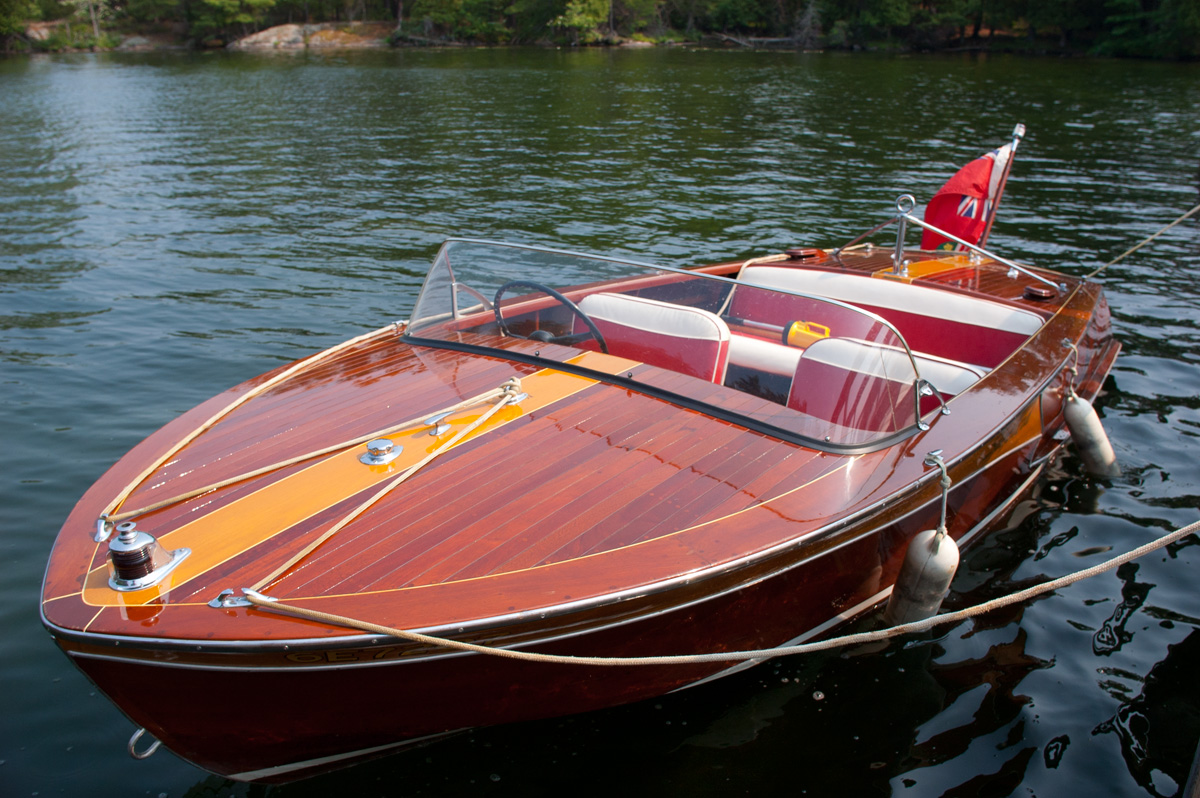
[4,1,1199,60]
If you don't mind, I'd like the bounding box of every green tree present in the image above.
[662,0,709,33]
[189,0,275,38]
[1097,0,1200,58]
[1,0,34,49]
[123,0,181,23]
[409,0,508,39]
[550,0,607,40]
[821,0,914,45]
[614,0,660,34]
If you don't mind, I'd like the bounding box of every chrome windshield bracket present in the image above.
[915,379,951,431]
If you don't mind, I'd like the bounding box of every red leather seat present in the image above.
[577,293,731,384]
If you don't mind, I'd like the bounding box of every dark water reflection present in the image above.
[2,49,1198,797]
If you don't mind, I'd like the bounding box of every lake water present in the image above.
[2,48,1198,797]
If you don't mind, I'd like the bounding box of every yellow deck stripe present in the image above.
[872,254,973,283]
[80,352,639,607]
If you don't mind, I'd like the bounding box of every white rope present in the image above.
[244,517,1200,667]
[108,378,513,524]
[249,377,525,592]
[101,322,403,524]
[1087,202,1200,278]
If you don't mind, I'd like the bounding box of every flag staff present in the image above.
[978,123,1026,247]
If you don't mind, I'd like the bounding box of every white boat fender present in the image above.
[1059,339,1120,478]
[1064,391,1121,478]
[884,452,960,626]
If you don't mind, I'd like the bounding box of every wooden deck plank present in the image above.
[390,401,686,587]
[444,408,725,579]
[415,398,697,583]
[294,388,635,593]
[524,422,754,566]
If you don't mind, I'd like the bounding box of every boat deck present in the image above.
[42,247,1114,644]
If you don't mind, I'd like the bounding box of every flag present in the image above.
[921,142,1014,251]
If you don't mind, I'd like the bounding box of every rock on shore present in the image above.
[228,22,392,50]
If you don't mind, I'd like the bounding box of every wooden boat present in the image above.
[42,168,1120,782]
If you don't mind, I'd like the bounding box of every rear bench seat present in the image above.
[735,266,1045,371]
[729,333,985,396]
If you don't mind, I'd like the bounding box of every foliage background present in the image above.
[5,0,1199,58]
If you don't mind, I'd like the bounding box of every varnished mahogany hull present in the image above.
[43,247,1122,783]
[60,434,1049,782]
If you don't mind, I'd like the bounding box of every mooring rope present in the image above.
[1088,201,1200,278]
[105,376,515,524]
[242,517,1200,667]
[100,322,404,525]
[249,377,526,592]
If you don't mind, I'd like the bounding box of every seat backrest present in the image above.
[787,337,917,435]
[740,267,1044,336]
[578,293,730,383]
[737,266,1047,370]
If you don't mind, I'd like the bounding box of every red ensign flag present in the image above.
[921,143,1014,251]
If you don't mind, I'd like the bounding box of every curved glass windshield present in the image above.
[408,239,928,449]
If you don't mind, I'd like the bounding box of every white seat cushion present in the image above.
[578,293,731,383]
[740,267,1044,336]
[727,333,802,376]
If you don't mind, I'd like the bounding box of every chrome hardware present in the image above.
[241,587,275,604]
[127,727,161,760]
[893,195,915,274]
[452,282,494,314]
[107,522,190,592]
[424,411,453,436]
[498,391,528,404]
[1060,338,1081,396]
[903,214,1059,291]
[208,587,275,609]
[923,450,953,544]
[833,190,1061,293]
[94,517,115,542]
[208,588,252,608]
[915,378,951,431]
[360,438,402,465]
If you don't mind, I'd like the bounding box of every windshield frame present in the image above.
[405,238,930,454]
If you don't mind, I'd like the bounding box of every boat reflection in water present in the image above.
[1094,629,1200,796]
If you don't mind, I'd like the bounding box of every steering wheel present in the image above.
[493,280,608,354]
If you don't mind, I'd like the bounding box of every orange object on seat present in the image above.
[784,321,830,348]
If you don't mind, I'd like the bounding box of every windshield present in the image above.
[408,239,928,450]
